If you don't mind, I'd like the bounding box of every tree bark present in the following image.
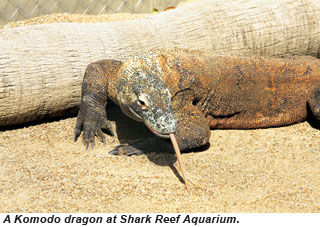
[1,0,320,126]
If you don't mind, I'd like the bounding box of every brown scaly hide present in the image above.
[156,49,320,129]
[75,48,320,152]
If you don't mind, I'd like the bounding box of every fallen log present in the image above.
[1,0,320,126]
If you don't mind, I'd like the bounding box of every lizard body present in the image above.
[74,48,320,154]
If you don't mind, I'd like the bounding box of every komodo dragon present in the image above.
[74,48,320,155]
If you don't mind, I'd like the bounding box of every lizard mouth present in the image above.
[120,103,143,122]
[120,103,172,139]
[144,122,170,139]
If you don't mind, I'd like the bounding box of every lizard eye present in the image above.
[137,94,149,110]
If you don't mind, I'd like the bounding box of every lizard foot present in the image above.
[74,110,114,150]
[109,138,173,156]
[109,143,145,156]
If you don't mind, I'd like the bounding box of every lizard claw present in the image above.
[73,129,81,142]
[96,127,106,146]
[73,117,83,142]
[101,136,106,146]
[83,141,94,150]
[91,141,95,150]
[74,109,114,149]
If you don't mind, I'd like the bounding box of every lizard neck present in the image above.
[158,48,211,99]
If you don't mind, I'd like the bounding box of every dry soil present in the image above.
[0,105,320,212]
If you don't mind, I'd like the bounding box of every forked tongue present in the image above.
[169,133,202,190]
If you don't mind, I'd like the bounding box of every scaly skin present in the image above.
[74,48,320,154]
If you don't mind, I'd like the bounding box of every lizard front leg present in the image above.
[173,104,211,151]
[74,59,122,149]
[308,82,320,121]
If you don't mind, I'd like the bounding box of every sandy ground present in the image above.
[0,104,320,212]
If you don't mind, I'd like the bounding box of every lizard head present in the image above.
[116,58,177,139]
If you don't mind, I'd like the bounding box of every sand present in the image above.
[0,104,320,212]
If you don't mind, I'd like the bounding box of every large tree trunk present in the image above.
[1,0,320,126]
